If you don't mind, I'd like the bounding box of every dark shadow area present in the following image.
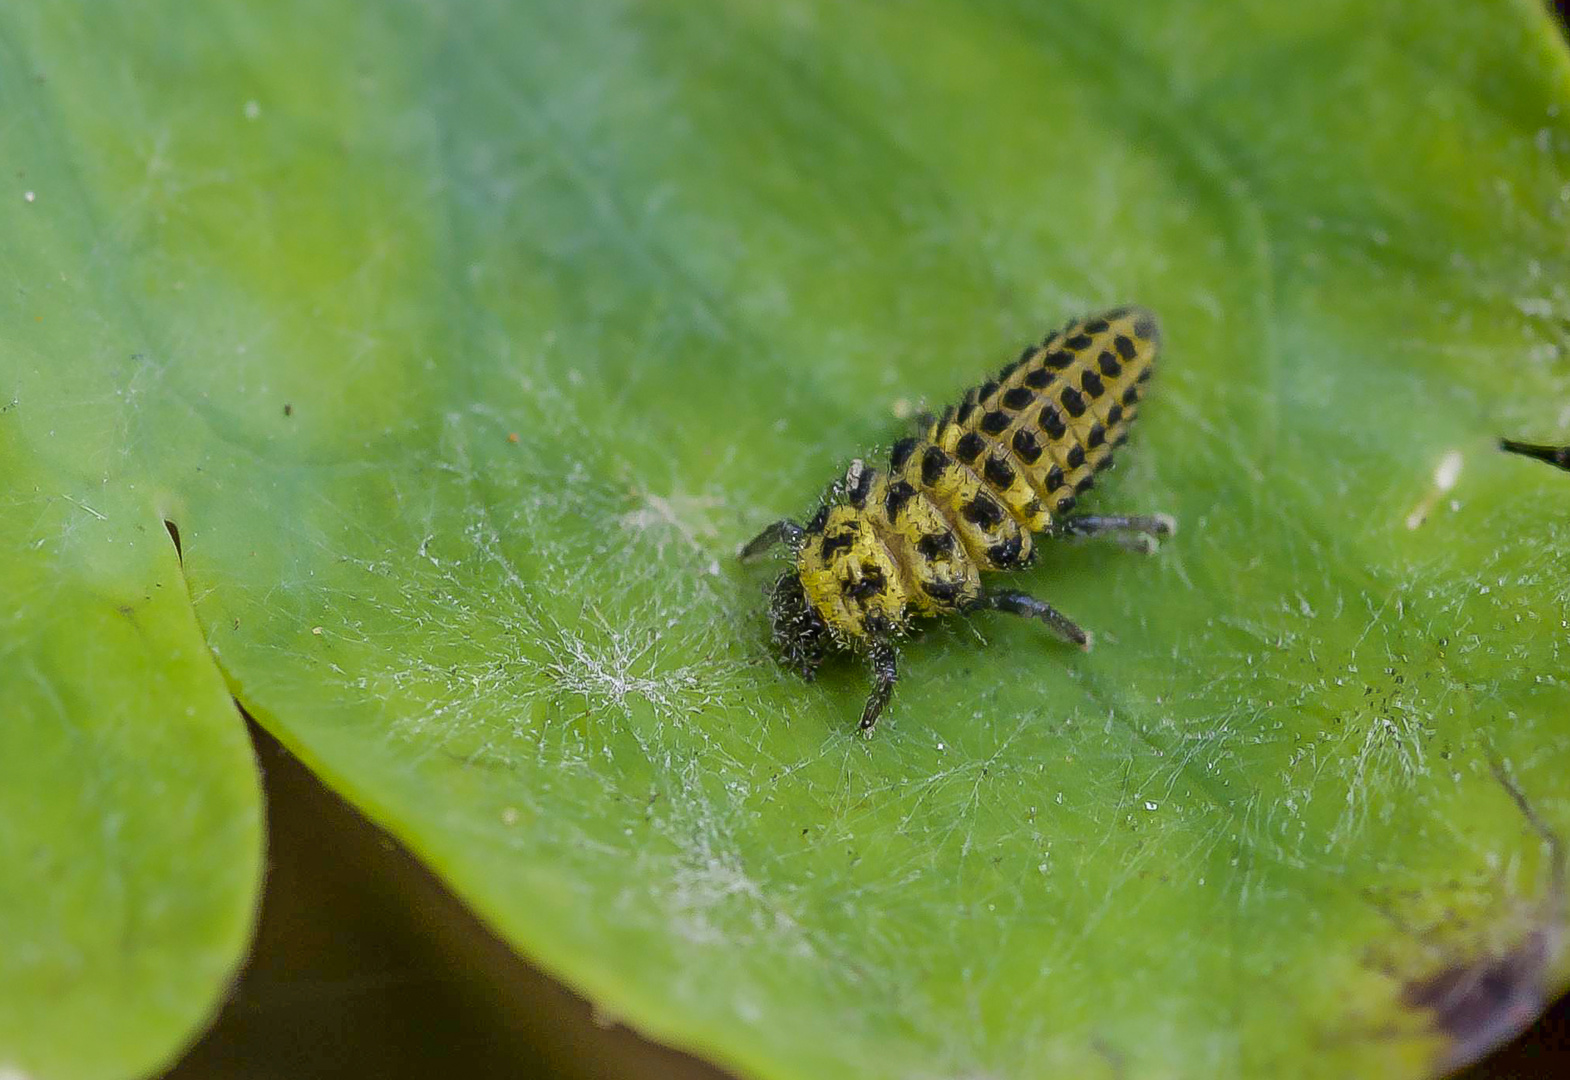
[161,718,1568,1079]
[164,718,727,1080]
[163,519,183,564]
[1460,989,1570,1079]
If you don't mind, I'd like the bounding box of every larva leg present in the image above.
[739,519,805,561]
[1058,512,1177,554]
[859,636,899,736]
[981,589,1091,650]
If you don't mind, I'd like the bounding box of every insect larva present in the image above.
[741,307,1175,734]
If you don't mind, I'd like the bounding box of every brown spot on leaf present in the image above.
[1402,760,1566,1071]
[1402,929,1552,1070]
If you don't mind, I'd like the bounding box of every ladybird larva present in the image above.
[740,307,1175,735]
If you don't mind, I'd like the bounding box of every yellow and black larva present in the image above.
[741,306,1175,734]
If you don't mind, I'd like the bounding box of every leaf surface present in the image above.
[4,1,1570,1077]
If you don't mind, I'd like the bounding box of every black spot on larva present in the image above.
[1132,314,1157,340]
[977,379,1000,403]
[980,409,1011,435]
[962,493,1005,529]
[1106,403,1123,426]
[1011,428,1042,464]
[1114,334,1138,360]
[1112,430,1131,448]
[1065,333,1094,351]
[916,531,955,560]
[921,445,950,487]
[890,436,918,472]
[1043,349,1074,369]
[847,565,887,600]
[1056,494,1078,514]
[1074,475,1095,494]
[1023,367,1053,390]
[1066,444,1086,469]
[935,405,955,433]
[847,466,874,507]
[1121,385,1140,406]
[1080,370,1105,398]
[1083,318,1109,334]
[1087,422,1106,448]
[984,455,1016,489]
[820,531,855,558]
[1093,452,1115,473]
[988,534,1024,566]
[1038,405,1066,440]
[1097,351,1121,378]
[885,480,916,520]
[955,397,976,426]
[955,431,986,462]
[1023,497,1044,519]
[921,577,963,603]
[807,505,830,532]
[1043,464,1065,493]
[1002,386,1035,411]
[1060,386,1086,418]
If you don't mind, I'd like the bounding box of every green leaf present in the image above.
[5,1,1570,1078]
[0,499,261,1080]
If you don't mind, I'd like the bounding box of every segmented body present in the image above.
[796,306,1159,644]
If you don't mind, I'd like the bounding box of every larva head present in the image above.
[768,570,830,681]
